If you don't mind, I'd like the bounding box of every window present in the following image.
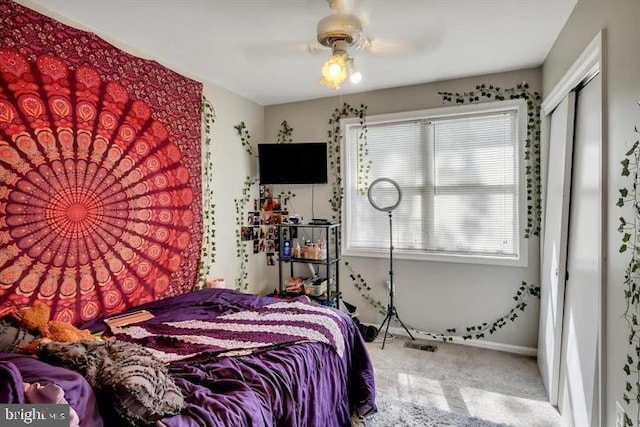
[342,100,527,266]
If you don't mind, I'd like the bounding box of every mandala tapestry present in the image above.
[0,0,203,324]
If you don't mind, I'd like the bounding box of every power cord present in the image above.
[311,184,315,219]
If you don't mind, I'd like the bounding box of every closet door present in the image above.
[537,93,575,405]
[557,73,602,427]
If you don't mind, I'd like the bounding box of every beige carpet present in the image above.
[354,395,512,426]
[361,335,563,427]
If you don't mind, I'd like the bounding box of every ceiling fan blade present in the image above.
[361,36,440,56]
[306,41,330,55]
[246,41,328,56]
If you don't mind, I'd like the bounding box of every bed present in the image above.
[0,288,377,426]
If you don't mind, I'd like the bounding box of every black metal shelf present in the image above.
[277,222,341,308]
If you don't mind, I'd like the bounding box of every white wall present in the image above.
[265,68,543,349]
[201,83,266,291]
[542,0,640,425]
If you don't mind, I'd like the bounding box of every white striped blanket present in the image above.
[111,301,346,363]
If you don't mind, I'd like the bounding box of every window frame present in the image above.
[340,99,528,267]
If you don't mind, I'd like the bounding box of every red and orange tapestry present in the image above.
[0,0,203,324]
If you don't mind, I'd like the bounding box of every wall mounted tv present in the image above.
[258,142,328,185]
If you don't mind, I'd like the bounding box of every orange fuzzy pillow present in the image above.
[9,302,50,334]
[9,302,95,343]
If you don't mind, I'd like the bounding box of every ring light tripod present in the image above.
[367,178,415,349]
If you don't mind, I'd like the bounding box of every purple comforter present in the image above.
[80,289,377,426]
[0,353,103,427]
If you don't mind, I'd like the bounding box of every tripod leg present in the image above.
[393,312,415,341]
[376,312,392,350]
[377,313,389,335]
[381,312,393,350]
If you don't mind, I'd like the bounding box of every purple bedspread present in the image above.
[0,353,103,427]
[82,289,377,427]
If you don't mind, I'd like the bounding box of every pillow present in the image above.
[34,340,184,426]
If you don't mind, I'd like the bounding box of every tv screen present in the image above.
[258,142,328,185]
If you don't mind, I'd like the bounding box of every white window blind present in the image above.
[343,101,525,265]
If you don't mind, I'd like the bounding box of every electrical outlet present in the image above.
[616,401,626,427]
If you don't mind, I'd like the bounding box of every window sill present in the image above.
[342,247,528,268]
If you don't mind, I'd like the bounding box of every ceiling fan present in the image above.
[245,0,428,90]
[315,0,364,88]
[313,0,424,90]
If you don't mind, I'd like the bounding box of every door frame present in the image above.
[539,30,606,423]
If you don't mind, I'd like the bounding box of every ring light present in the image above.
[367,177,402,213]
[366,177,415,349]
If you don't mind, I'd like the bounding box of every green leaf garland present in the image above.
[343,260,385,316]
[327,102,370,219]
[325,103,383,310]
[199,96,216,288]
[234,176,253,291]
[277,120,294,143]
[619,122,640,425]
[234,121,254,155]
[416,281,540,342]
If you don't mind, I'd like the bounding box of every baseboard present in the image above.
[369,324,537,357]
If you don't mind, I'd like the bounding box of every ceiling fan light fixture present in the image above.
[328,60,344,77]
[316,9,366,90]
[346,57,362,83]
[319,47,348,90]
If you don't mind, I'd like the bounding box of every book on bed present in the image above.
[104,310,155,328]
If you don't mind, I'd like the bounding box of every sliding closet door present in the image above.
[557,74,602,427]
[538,93,575,405]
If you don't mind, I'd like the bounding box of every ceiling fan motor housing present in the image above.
[317,13,364,48]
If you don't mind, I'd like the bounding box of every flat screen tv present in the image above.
[258,142,328,185]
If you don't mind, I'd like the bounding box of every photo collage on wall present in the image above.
[240,185,290,266]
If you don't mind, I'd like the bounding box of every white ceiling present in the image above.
[21,0,578,106]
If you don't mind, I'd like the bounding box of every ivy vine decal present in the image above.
[439,82,542,238]
[327,102,370,218]
[234,176,253,291]
[417,281,540,342]
[233,121,257,291]
[199,96,216,288]
[325,102,384,311]
[343,261,385,315]
[277,120,294,143]
[619,119,640,427]
[275,121,296,204]
[276,190,295,208]
[356,115,371,196]
[234,121,254,155]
